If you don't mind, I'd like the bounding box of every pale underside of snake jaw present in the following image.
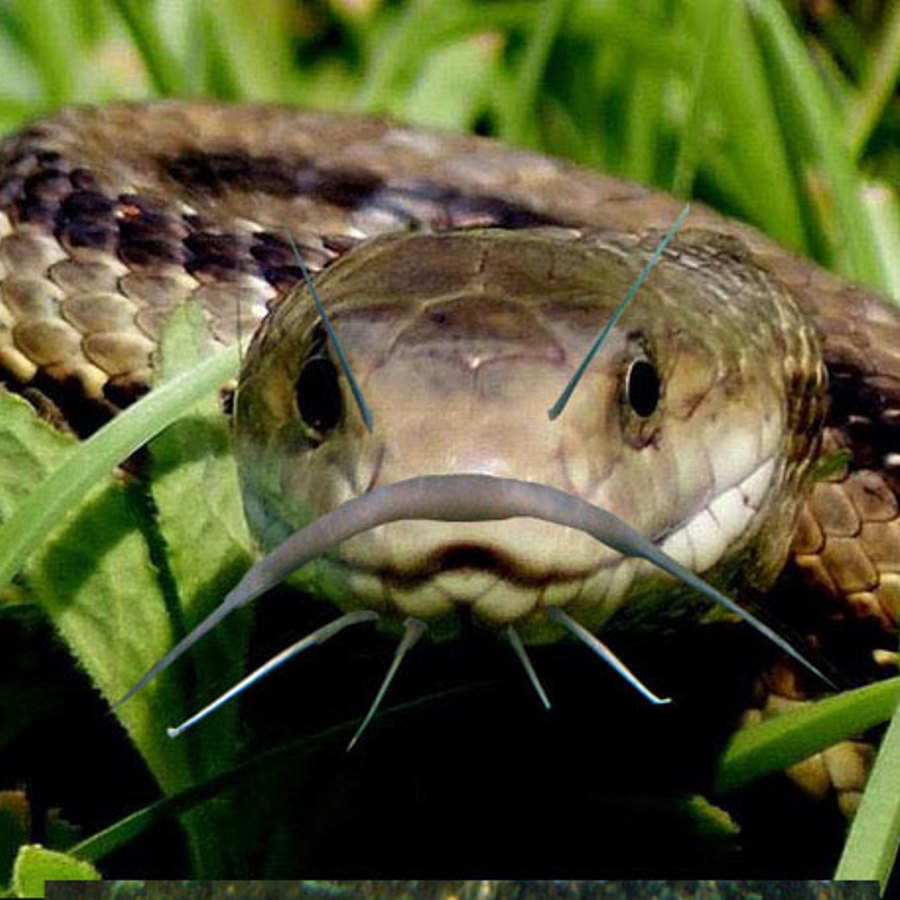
[1,102,900,651]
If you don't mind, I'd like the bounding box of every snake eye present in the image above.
[295,352,342,434]
[625,358,660,417]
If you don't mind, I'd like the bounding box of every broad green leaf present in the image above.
[0,347,239,597]
[141,304,255,874]
[0,390,77,523]
[0,390,77,608]
[23,470,195,795]
[147,302,254,777]
[0,337,240,799]
[11,844,100,898]
[0,389,192,792]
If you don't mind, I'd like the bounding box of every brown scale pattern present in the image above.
[0,144,357,430]
[793,445,900,633]
[0,110,562,434]
[785,284,900,638]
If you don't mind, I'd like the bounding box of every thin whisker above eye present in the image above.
[547,203,690,421]
[285,229,373,432]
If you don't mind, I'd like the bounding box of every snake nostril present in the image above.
[625,358,661,418]
[295,355,342,434]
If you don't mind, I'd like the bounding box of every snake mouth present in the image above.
[316,451,779,627]
[115,472,828,715]
[434,543,507,572]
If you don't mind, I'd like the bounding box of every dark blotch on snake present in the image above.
[163,149,558,231]
[58,190,118,252]
[24,170,71,202]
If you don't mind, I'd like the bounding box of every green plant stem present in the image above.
[835,686,900,891]
[69,681,495,863]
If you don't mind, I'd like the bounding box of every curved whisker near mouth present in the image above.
[114,474,834,714]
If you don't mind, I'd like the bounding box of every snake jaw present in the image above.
[115,472,834,716]
[249,445,785,638]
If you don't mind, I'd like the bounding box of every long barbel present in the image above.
[115,472,834,717]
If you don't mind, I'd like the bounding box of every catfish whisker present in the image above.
[166,610,379,738]
[546,606,671,705]
[506,624,551,710]
[116,473,834,722]
[347,616,426,751]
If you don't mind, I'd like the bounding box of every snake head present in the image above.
[235,227,828,642]
[114,226,835,737]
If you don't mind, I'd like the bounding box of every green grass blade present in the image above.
[194,0,299,101]
[13,0,80,106]
[671,0,729,197]
[354,0,441,113]
[354,1,535,115]
[847,0,900,160]
[0,345,239,594]
[108,0,187,95]
[864,182,900,301]
[835,686,900,890]
[692,1,807,251]
[501,0,571,146]
[746,0,886,287]
[715,677,900,792]
[621,39,664,186]
[0,4,28,52]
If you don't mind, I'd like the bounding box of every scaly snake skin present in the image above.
[1,102,898,809]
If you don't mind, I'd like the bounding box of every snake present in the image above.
[1,102,898,808]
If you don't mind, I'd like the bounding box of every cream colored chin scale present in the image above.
[113,206,830,750]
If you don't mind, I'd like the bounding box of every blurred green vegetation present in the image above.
[0,0,898,291]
